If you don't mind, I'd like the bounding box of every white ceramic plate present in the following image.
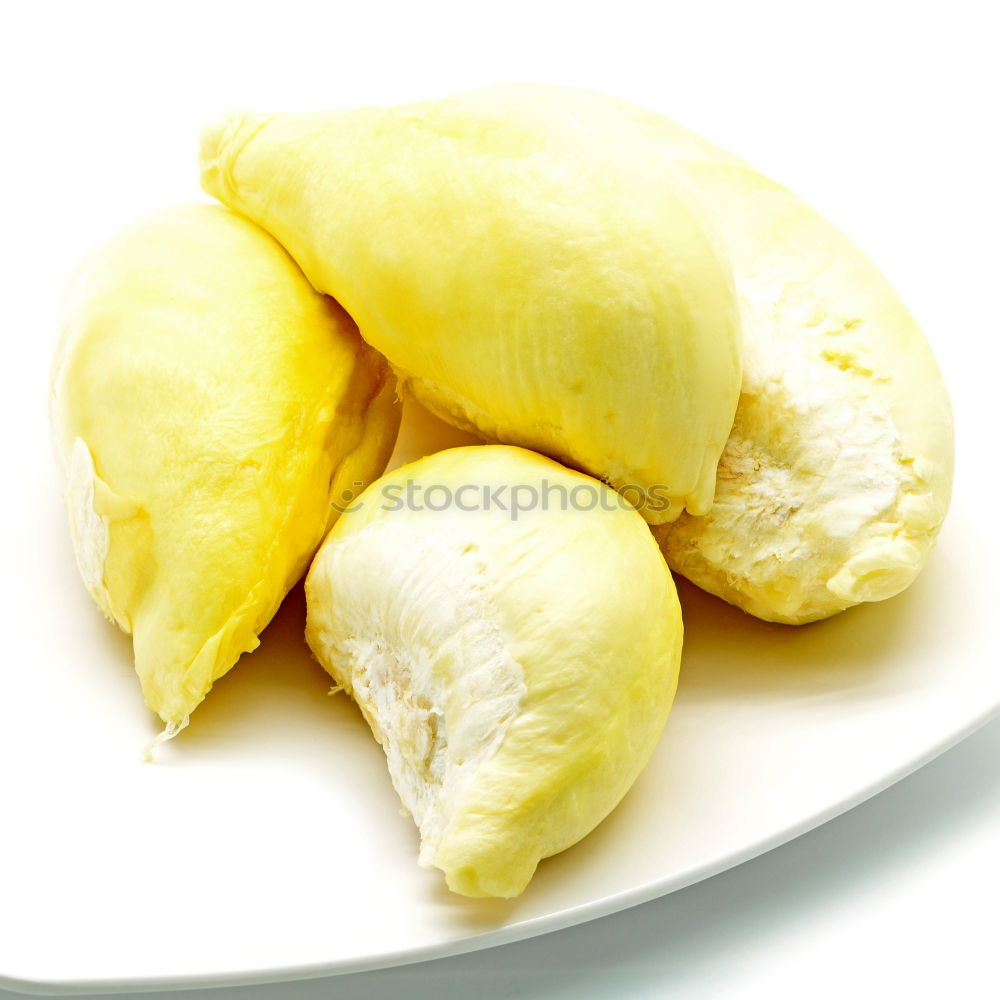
[2,383,998,995]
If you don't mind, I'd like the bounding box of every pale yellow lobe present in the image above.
[199,87,743,523]
[305,446,682,897]
[51,205,401,725]
[576,89,956,622]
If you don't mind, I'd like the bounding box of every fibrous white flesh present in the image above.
[307,520,526,866]
[639,119,953,622]
[665,284,934,621]
[65,437,116,624]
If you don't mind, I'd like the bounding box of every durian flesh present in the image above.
[614,100,954,622]
[51,205,401,726]
[199,87,743,523]
[305,445,682,898]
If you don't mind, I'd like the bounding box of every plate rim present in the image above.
[4,699,997,997]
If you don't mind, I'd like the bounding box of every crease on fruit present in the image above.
[826,538,923,603]
[199,113,276,201]
[323,341,402,526]
[306,519,527,868]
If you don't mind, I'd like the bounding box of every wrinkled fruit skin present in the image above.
[544,88,953,623]
[51,205,400,724]
[305,446,682,897]
[199,86,742,523]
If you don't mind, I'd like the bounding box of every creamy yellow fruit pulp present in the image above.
[305,445,682,897]
[51,205,401,727]
[199,87,743,524]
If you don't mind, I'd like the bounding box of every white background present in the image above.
[2,1,997,997]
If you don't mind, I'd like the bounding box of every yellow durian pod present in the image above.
[305,445,682,898]
[596,95,954,623]
[51,205,400,738]
[199,87,742,524]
